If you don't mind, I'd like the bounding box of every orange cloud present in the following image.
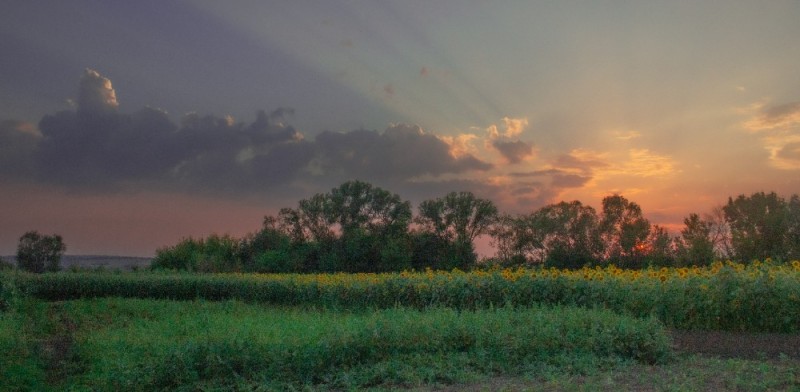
[743,102,800,131]
[616,149,678,177]
[554,148,677,187]
[487,116,529,139]
[612,130,641,141]
[438,133,480,158]
[741,101,800,170]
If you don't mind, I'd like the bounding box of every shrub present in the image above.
[0,257,14,271]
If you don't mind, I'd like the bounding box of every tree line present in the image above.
[151,180,800,273]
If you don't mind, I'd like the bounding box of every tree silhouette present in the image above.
[16,231,66,273]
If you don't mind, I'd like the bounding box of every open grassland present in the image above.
[7,260,800,332]
[2,261,799,390]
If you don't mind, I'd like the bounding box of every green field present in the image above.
[2,262,799,390]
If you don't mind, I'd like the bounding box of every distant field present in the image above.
[3,255,152,271]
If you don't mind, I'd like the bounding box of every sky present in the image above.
[2,1,800,257]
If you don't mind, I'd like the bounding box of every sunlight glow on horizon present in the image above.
[1,1,798,256]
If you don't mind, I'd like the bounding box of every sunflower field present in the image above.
[5,260,799,332]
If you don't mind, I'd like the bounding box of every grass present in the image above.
[3,298,671,391]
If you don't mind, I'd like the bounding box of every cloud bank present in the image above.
[1,69,690,214]
[1,69,494,199]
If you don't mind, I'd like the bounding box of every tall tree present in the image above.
[676,213,715,266]
[723,191,790,261]
[325,180,412,237]
[599,195,651,266]
[788,195,800,260]
[490,213,547,266]
[704,206,733,260]
[417,191,498,243]
[280,180,412,272]
[535,201,603,268]
[16,231,66,273]
[644,224,675,266]
[417,191,498,269]
[278,193,334,243]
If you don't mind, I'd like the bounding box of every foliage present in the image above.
[599,195,651,267]
[277,180,414,273]
[416,191,498,243]
[51,299,670,390]
[675,213,715,266]
[0,275,19,313]
[16,231,66,273]
[0,257,14,271]
[0,301,49,391]
[151,234,242,272]
[415,191,497,270]
[11,259,800,332]
[724,191,800,262]
[151,181,799,272]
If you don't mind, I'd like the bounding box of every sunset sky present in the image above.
[2,1,799,257]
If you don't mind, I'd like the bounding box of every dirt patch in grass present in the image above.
[670,330,800,359]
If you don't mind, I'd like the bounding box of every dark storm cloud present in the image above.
[491,139,533,163]
[0,119,40,179]
[314,123,492,180]
[5,70,492,196]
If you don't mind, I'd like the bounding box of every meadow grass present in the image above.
[5,298,670,391]
[1,314,44,391]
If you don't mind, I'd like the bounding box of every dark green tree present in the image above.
[643,224,675,266]
[723,191,793,262]
[786,195,800,261]
[416,191,498,269]
[16,231,66,273]
[491,201,603,268]
[238,216,299,272]
[490,213,546,266]
[279,193,334,244]
[280,180,413,272]
[536,201,603,269]
[151,234,242,272]
[675,213,715,266]
[599,195,651,267]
